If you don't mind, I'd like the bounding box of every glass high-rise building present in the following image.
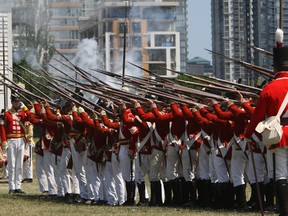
[211,0,287,85]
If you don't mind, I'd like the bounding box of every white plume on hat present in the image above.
[276,28,284,46]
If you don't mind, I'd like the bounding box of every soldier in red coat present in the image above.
[245,43,288,215]
[100,110,126,206]
[135,100,170,206]
[0,96,41,194]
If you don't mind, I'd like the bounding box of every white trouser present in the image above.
[36,154,48,192]
[181,148,198,182]
[7,138,25,190]
[231,149,249,187]
[271,148,288,181]
[23,144,33,179]
[52,154,62,197]
[111,152,126,205]
[246,151,265,184]
[198,143,211,180]
[135,154,150,199]
[209,148,218,183]
[70,139,90,199]
[119,145,135,182]
[135,154,151,183]
[71,167,80,194]
[85,157,102,201]
[56,147,72,196]
[43,150,57,195]
[104,161,118,205]
[149,148,167,182]
[166,145,182,181]
[213,155,230,183]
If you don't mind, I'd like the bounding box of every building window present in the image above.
[148,50,166,62]
[132,22,141,33]
[132,36,142,47]
[119,23,127,33]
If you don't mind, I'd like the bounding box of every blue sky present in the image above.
[187,1,212,61]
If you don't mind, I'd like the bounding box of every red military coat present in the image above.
[245,72,288,148]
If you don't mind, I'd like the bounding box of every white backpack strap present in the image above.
[277,92,288,118]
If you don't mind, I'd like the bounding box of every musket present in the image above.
[205,49,274,78]
[49,63,80,84]
[92,67,152,82]
[0,63,55,100]
[208,76,262,92]
[38,76,106,114]
[176,79,259,99]
[91,66,234,103]
[50,46,103,87]
[159,65,261,93]
[73,85,124,104]
[18,65,41,78]
[223,37,273,57]
[13,71,54,101]
[101,70,231,102]
[157,65,236,89]
[60,85,113,115]
[0,79,57,106]
[41,77,100,114]
[37,63,52,78]
[128,62,175,85]
[53,58,109,87]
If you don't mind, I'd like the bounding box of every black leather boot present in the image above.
[188,180,197,205]
[163,181,172,206]
[137,181,148,206]
[124,181,136,206]
[155,181,163,206]
[264,180,275,211]
[276,179,288,216]
[251,182,264,211]
[199,180,211,208]
[234,184,249,211]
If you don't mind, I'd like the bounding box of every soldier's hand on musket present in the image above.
[100,109,106,117]
[130,99,137,104]
[92,111,98,119]
[32,99,38,105]
[209,98,218,105]
[42,99,49,107]
[146,98,154,105]
[119,100,127,109]
[237,91,245,102]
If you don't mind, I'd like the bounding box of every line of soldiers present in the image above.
[0,92,277,211]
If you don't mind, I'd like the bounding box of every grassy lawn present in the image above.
[0,152,277,216]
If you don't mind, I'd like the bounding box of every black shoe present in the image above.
[15,189,26,194]
[22,178,33,183]
[64,193,74,203]
[73,194,83,203]
[8,190,15,194]
[137,199,149,206]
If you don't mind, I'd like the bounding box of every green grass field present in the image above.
[0,153,277,216]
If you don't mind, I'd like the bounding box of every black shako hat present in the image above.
[273,46,288,68]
